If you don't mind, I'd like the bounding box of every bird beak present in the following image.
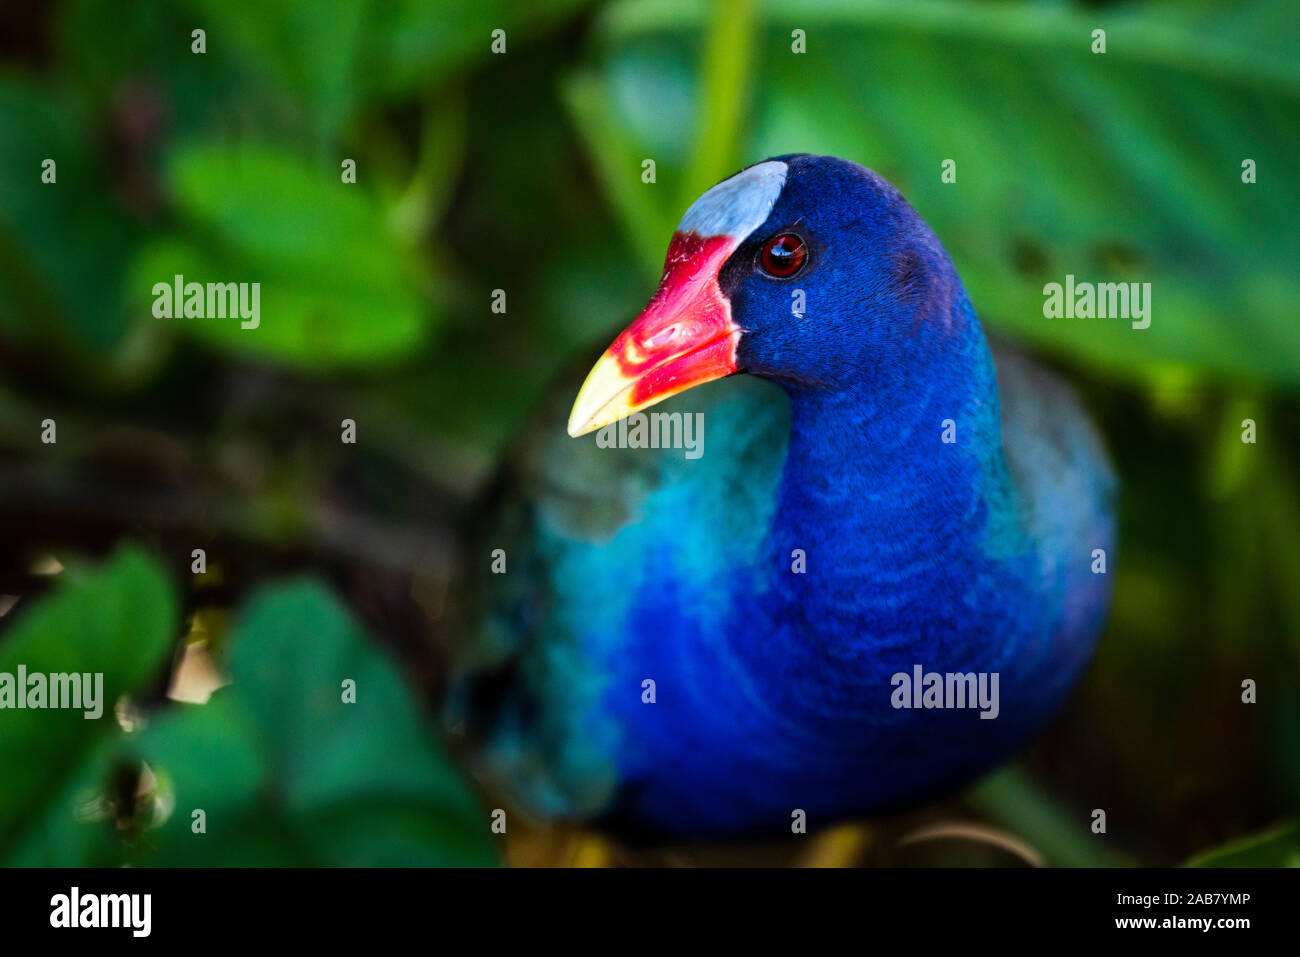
[567,232,742,437]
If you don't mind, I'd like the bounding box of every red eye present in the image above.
[759,233,807,278]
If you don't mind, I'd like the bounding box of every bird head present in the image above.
[567,154,966,437]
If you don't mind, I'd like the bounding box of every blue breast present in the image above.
[449,323,1116,836]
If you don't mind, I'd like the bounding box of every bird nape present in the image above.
[447,154,1117,841]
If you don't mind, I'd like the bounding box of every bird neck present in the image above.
[757,309,1024,652]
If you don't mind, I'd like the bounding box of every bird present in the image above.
[446,154,1117,840]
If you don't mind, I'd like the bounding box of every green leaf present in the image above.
[561,72,679,274]
[681,0,757,208]
[128,142,433,370]
[129,579,497,866]
[361,0,597,97]
[2,733,127,867]
[55,0,300,141]
[568,0,1300,386]
[184,0,369,143]
[0,78,137,348]
[966,766,1128,868]
[0,546,177,861]
[1186,820,1300,867]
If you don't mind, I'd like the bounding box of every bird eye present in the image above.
[759,233,807,278]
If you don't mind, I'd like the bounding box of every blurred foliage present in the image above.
[0,550,494,866]
[125,579,495,866]
[0,546,174,864]
[1186,820,1300,867]
[0,0,1297,866]
[130,141,432,369]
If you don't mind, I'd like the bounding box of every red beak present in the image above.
[567,232,742,437]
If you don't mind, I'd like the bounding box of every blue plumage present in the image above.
[449,155,1116,837]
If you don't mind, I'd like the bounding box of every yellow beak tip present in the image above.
[566,405,608,438]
